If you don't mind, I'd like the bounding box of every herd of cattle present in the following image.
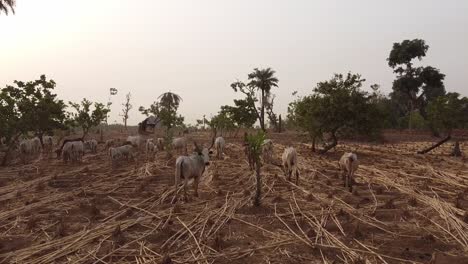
[6,134,359,198]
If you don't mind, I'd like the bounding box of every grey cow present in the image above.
[174,143,212,200]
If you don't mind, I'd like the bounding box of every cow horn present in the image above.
[194,141,201,153]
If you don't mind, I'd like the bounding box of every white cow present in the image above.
[62,141,84,163]
[175,143,211,199]
[19,139,33,164]
[156,138,165,151]
[339,152,359,192]
[214,137,225,159]
[84,139,98,153]
[126,135,144,150]
[43,136,54,152]
[108,145,137,168]
[172,137,188,155]
[146,139,156,159]
[282,147,299,184]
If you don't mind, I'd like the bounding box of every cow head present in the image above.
[194,141,210,166]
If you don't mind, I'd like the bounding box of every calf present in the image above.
[19,139,33,164]
[339,152,359,192]
[126,135,144,150]
[105,139,115,149]
[214,137,225,159]
[172,137,188,155]
[146,139,156,159]
[175,143,211,199]
[282,147,299,184]
[42,136,54,154]
[31,137,42,155]
[108,145,137,168]
[62,141,84,163]
[84,139,98,153]
[156,138,165,151]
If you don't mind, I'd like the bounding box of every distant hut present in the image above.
[138,116,160,134]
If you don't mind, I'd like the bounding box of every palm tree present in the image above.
[0,0,15,15]
[248,68,279,131]
[158,92,182,109]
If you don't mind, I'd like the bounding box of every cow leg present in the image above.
[193,178,199,197]
[183,177,189,202]
[295,168,299,185]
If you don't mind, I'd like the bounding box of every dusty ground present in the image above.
[0,130,467,264]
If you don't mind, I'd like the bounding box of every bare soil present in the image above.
[0,130,467,263]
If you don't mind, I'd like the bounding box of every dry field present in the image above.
[0,130,467,264]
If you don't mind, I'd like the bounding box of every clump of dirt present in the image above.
[111,224,126,246]
[408,197,418,207]
[382,199,396,209]
[211,233,225,251]
[272,195,286,204]
[161,255,173,264]
[55,218,66,238]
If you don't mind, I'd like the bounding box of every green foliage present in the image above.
[387,39,446,132]
[288,73,385,151]
[139,92,184,131]
[208,110,236,131]
[388,39,428,69]
[224,98,258,128]
[232,67,279,130]
[245,131,266,162]
[0,75,67,143]
[427,93,468,133]
[397,111,427,130]
[68,98,110,137]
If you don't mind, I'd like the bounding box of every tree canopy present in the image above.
[139,92,184,132]
[68,99,110,138]
[388,39,446,134]
[0,75,68,165]
[232,67,279,131]
[288,73,385,153]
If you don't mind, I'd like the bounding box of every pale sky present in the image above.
[1,0,467,125]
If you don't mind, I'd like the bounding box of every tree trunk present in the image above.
[278,115,282,133]
[254,160,262,207]
[1,134,21,166]
[451,141,462,157]
[311,136,316,153]
[319,132,337,154]
[417,134,451,154]
[260,89,265,131]
[99,128,104,143]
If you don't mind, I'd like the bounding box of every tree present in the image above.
[388,39,446,135]
[68,99,110,138]
[120,92,132,129]
[245,131,266,207]
[139,92,184,133]
[264,94,279,130]
[0,75,67,165]
[288,95,322,152]
[288,73,385,154]
[418,93,468,154]
[0,0,15,15]
[232,67,279,131]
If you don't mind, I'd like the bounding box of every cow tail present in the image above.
[175,159,184,189]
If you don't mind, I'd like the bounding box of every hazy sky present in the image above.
[1,0,467,125]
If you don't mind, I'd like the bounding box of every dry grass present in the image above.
[0,130,466,263]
